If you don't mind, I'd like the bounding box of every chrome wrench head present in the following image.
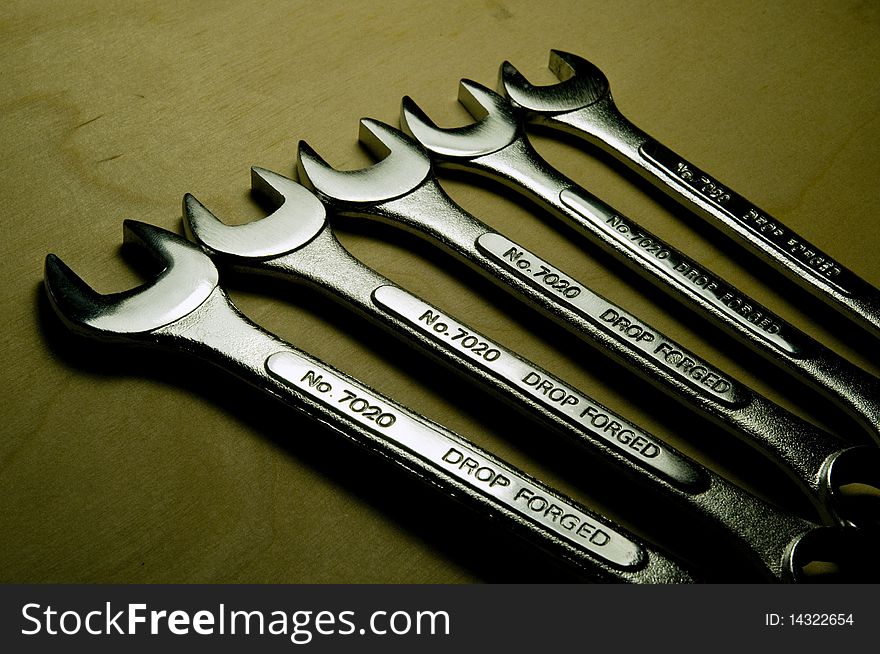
[500,49,610,116]
[297,118,432,206]
[184,167,327,261]
[785,525,880,583]
[400,79,518,160]
[44,221,218,340]
[822,446,880,530]
[46,224,694,583]
[296,112,880,548]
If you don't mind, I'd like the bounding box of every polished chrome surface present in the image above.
[45,221,218,335]
[185,168,326,259]
[297,120,431,204]
[557,189,798,355]
[475,232,741,405]
[182,168,868,580]
[503,49,610,115]
[500,49,880,339]
[266,349,644,569]
[370,284,702,489]
[401,78,880,444]
[295,120,880,532]
[45,221,701,583]
[404,80,517,158]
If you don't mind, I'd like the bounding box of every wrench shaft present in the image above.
[156,286,691,582]
[454,141,880,440]
[224,226,820,576]
[367,283,820,578]
[366,181,852,521]
[546,96,880,339]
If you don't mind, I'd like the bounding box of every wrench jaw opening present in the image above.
[499,50,611,117]
[183,168,328,262]
[783,525,880,583]
[818,446,880,530]
[44,254,116,337]
[296,119,432,209]
[399,80,518,161]
[44,221,219,341]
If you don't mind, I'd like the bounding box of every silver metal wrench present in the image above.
[500,50,880,339]
[43,220,695,583]
[399,79,880,443]
[295,119,880,530]
[183,168,866,581]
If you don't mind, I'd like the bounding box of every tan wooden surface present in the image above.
[2,1,878,582]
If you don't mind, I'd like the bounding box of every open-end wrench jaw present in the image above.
[184,168,327,261]
[44,221,218,338]
[785,525,880,582]
[400,80,518,159]
[297,119,432,205]
[500,49,610,115]
[821,446,880,530]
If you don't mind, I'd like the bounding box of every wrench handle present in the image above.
[555,187,880,440]
[370,284,831,573]
[471,229,846,472]
[548,97,880,339]
[380,184,847,518]
[258,235,820,573]
[370,285,703,487]
[161,287,692,583]
[461,140,880,441]
[275,231,705,491]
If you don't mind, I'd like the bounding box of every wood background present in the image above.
[2,1,878,582]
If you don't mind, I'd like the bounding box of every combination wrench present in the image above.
[44,220,697,583]
[399,79,880,442]
[295,119,880,530]
[183,168,868,580]
[500,50,880,339]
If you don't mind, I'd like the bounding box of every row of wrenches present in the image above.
[45,51,880,582]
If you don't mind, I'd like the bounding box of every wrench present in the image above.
[399,79,880,443]
[295,119,880,530]
[184,168,863,581]
[43,220,696,583]
[500,50,880,339]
